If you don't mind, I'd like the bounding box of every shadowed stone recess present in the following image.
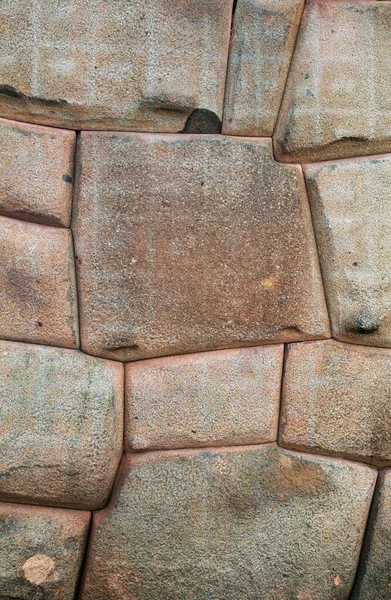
[304,155,391,347]
[80,445,376,600]
[72,133,330,361]
[274,0,391,162]
[0,0,232,131]
[125,345,283,450]
[280,340,391,466]
[0,502,90,600]
[0,216,79,348]
[0,340,124,509]
[0,118,75,227]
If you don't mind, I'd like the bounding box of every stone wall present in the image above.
[0,1,390,599]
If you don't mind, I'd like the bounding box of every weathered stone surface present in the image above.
[304,156,391,347]
[0,340,123,509]
[0,118,75,227]
[351,469,391,600]
[73,133,330,361]
[274,0,391,162]
[0,216,79,348]
[0,0,232,131]
[80,445,376,600]
[280,340,391,466]
[125,345,283,450]
[0,501,90,600]
[223,0,304,136]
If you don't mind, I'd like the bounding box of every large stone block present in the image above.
[351,469,391,600]
[304,155,391,347]
[80,445,376,600]
[0,217,79,348]
[280,340,391,466]
[125,345,283,450]
[223,0,304,136]
[0,0,232,131]
[0,118,75,227]
[0,501,90,600]
[0,340,123,509]
[274,0,391,162]
[73,133,330,361]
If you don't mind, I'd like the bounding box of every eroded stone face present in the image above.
[304,155,391,347]
[0,118,75,227]
[125,345,283,450]
[351,469,391,600]
[0,216,79,348]
[0,340,123,509]
[280,340,391,466]
[274,0,391,162]
[80,445,376,600]
[0,0,232,131]
[73,133,330,361]
[223,0,304,136]
[0,501,90,600]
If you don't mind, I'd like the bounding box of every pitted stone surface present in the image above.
[0,340,123,509]
[73,133,329,361]
[80,445,376,600]
[0,501,90,600]
[125,345,283,450]
[274,0,391,162]
[351,469,391,600]
[304,155,391,347]
[0,0,232,131]
[223,0,304,136]
[280,340,391,466]
[0,216,79,348]
[0,118,75,227]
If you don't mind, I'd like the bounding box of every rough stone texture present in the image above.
[0,118,75,227]
[73,133,330,361]
[0,216,79,348]
[351,469,391,600]
[80,445,376,600]
[223,0,304,136]
[0,501,90,600]
[274,0,391,162]
[304,155,391,347]
[0,0,232,131]
[125,345,283,451]
[0,340,123,509]
[280,340,391,466]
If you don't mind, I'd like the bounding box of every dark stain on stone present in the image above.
[180,109,222,134]
[0,84,68,106]
[348,313,380,335]
[62,174,73,184]
[339,136,370,143]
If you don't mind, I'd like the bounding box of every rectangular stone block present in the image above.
[0,118,75,227]
[0,216,79,348]
[72,133,330,361]
[125,345,283,450]
[0,340,124,510]
[280,340,391,466]
[0,0,232,131]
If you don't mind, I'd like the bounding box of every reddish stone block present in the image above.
[0,216,79,348]
[125,345,283,451]
[0,118,75,227]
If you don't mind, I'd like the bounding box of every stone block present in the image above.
[304,155,391,347]
[80,445,376,600]
[0,501,90,600]
[223,0,304,136]
[0,0,232,131]
[125,345,283,450]
[0,340,123,509]
[72,133,330,361]
[0,216,79,348]
[274,0,391,162]
[0,118,75,227]
[280,340,391,466]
